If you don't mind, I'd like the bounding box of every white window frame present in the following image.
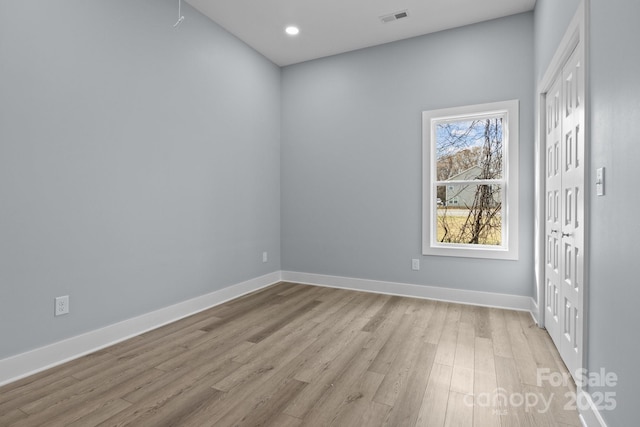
[422,100,519,260]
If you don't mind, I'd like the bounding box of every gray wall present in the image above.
[533,0,581,81]
[281,13,535,296]
[3,1,637,422]
[535,1,639,424]
[0,0,281,359]
[588,0,640,424]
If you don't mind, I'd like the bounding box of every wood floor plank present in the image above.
[474,337,496,376]
[212,372,308,426]
[266,412,304,427]
[368,313,415,374]
[408,299,437,340]
[309,289,360,324]
[208,322,363,424]
[0,351,109,401]
[230,314,320,366]
[523,382,581,426]
[361,295,404,333]
[359,401,393,427]
[281,331,372,419]
[276,282,314,297]
[357,293,392,320]
[122,360,237,404]
[0,375,78,415]
[0,283,581,427]
[415,363,453,427]
[291,342,380,426]
[186,378,292,427]
[423,300,448,344]
[324,370,385,427]
[0,408,28,425]
[203,334,366,425]
[66,398,132,427]
[504,310,540,386]
[372,318,428,406]
[11,367,169,427]
[519,312,569,379]
[207,282,294,318]
[450,320,475,396]
[473,372,502,427]
[444,391,474,427]
[70,329,207,382]
[495,355,529,427]
[154,287,329,375]
[460,303,476,324]
[200,284,323,333]
[526,331,572,398]
[382,342,437,427]
[473,337,500,427]
[199,283,320,333]
[97,373,225,427]
[519,383,566,427]
[157,339,254,374]
[246,299,323,344]
[213,320,321,393]
[101,314,222,357]
[473,305,493,339]
[241,292,364,379]
[362,300,405,351]
[163,389,229,427]
[291,314,370,383]
[434,303,462,366]
[136,386,224,427]
[489,308,513,360]
[119,285,294,350]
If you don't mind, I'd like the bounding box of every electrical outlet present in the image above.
[412,259,420,271]
[262,251,268,263]
[55,295,69,316]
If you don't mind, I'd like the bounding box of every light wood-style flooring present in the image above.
[0,282,581,426]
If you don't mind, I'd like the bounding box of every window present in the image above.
[422,100,519,260]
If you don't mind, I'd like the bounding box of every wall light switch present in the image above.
[596,167,605,196]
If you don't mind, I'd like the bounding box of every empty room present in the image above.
[0,0,637,426]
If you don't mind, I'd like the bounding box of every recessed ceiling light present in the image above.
[285,26,300,36]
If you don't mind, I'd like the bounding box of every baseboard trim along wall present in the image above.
[0,269,535,387]
[530,298,541,325]
[578,390,609,427]
[0,271,281,387]
[281,271,534,312]
[1,269,608,425]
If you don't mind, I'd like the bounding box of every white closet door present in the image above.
[545,45,585,377]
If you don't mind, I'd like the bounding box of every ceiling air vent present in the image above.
[380,10,409,24]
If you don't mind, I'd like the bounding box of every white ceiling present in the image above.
[186,0,536,66]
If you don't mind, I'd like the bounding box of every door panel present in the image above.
[544,45,585,378]
[545,76,562,347]
[559,46,584,376]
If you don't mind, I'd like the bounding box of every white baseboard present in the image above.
[530,298,541,325]
[0,270,539,388]
[579,389,609,427]
[281,271,534,312]
[0,271,281,387]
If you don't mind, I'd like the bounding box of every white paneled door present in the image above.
[544,45,585,378]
